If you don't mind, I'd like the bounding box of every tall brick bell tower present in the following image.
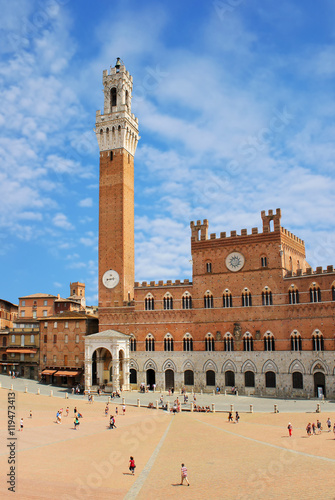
[95,58,139,314]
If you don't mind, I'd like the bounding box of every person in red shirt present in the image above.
[129,456,136,475]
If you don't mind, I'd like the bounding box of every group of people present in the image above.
[305,418,334,436]
[8,370,19,379]
[228,411,240,423]
[193,405,211,412]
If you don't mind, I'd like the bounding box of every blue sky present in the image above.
[1,0,335,305]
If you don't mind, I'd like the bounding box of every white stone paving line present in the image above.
[123,417,173,500]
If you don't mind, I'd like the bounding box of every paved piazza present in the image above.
[0,377,334,499]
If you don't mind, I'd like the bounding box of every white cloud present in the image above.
[52,213,74,231]
[78,197,93,208]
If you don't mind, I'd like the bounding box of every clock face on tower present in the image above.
[225,252,245,272]
[102,269,120,288]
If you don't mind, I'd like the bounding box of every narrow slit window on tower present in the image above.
[110,151,113,161]
[111,87,117,107]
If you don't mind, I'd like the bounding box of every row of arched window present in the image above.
[130,330,326,352]
[144,285,335,310]
[129,368,304,390]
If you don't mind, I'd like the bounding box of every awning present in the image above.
[41,369,57,375]
[6,349,37,354]
[54,370,81,377]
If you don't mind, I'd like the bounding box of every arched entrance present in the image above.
[314,372,326,397]
[225,370,235,387]
[165,369,174,390]
[146,369,155,389]
[92,351,97,385]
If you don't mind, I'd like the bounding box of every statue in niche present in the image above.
[233,322,242,341]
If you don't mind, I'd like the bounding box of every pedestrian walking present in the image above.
[105,404,109,416]
[74,406,77,415]
[235,411,240,423]
[66,407,69,417]
[109,415,116,429]
[129,456,136,475]
[74,416,80,430]
[180,463,190,486]
[122,404,126,415]
[312,422,316,435]
[306,422,311,436]
[326,418,331,432]
[288,422,293,437]
[29,410,32,418]
[115,406,118,416]
[20,418,23,431]
[317,420,322,434]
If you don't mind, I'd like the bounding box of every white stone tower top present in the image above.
[95,58,139,155]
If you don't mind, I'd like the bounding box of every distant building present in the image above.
[0,299,18,374]
[6,320,40,379]
[40,311,98,387]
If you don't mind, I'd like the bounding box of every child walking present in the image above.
[129,456,136,475]
[180,463,190,486]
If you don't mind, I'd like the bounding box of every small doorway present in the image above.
[314,372,326,398]
[165,369,174,390]
[146,369,155,389]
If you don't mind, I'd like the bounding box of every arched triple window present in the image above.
[224,333,234,351]
[261,256,267,267]
[145,334,155,351]
[243,333,253,351]
[163,294,173,310]
[145,294,154,311]
[262,289,273,306]
[242,289,252,307]
[291,331,302,351]
[183,334,193,352]
[223,290,233,308]
[264,332,275,351]
[289,287,299,304]
[164,334,174,352]
[312,330,324,351]
[205,333,215,351]
[130,336,136,352]
[204,292,214,309]
[310,284,321,303]
[182,293,192,309]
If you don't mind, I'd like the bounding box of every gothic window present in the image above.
[164,334,174,352]
[291,331,302,351]
[225,370,235,387]
[332,285,335,301]
[130,369,137,384]
[292,372,303,389]
[206,262,212,273]
[145,294,154,311]
[245,371,255,387]
[204,292,214,309]
[243,333,253,351]
[262,289,273,306]
[224,333,234,351]
[289,288,299,304]
[206,370,216,386]
[145,334,155,352]
[310,284,321,303]
[223,290,233,308]
[265,371,276,388]
[205,333,215,351]
[264,333,275,351]
[182,293,192,309]
[242,290,252,307]
[261,256,267,267]
[184,370,194,385]
[163,294,173,310]
[183,334,193,352]
[111,87,117,107]
[130,336,136,352]
[312,331,324,351]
